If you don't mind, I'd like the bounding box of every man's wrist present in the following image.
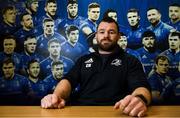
[135,94,148,106]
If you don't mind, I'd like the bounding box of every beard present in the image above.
[97,39,117,52]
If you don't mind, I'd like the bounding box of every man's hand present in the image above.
[41,94,65,109]
[114,95,147,117]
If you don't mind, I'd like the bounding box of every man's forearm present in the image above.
[132,87,152,105]
[53,79,72,100]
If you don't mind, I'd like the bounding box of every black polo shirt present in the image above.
[62,47,150,105]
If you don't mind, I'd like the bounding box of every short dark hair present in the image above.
[142,30,156,39]
[20,12,31,21]
[155,55,169,65]
[51,60,63,68]
[88,2,100,9]
[43,18,54,24]
[45,0,57,7]
[127,8,139,14]
[103,9,117,18]
[48,38,61,47]
[27,59,39,69]
[25,35,36,41]
[169,3,180,7]
[65,25,79,36]
[3,35,16,42]
[2,5,16,15]
[3,58,15,66]
[169,31,180,39]
[97,17,119,33]
[67,0,77,5]
[147,7,160,13]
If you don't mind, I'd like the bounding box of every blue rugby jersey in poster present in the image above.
[0,52,23,74]
[172,78,180,104]
[167,20,180,31]
[14,27,42,52]
[21,52,44,71]
[36,32,66,57]
[40,56,74,78]
[136,47,160,76]
[160,49,180,80]
[125,48,141,61]
[148,72,173,104]
[43,74,61,93]
[61,41,89,63]
[0,74,33,105]
[147,21,174,51]
[126,26,145,50]
[28,79,50,99]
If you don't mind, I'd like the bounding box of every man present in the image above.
[0,58,33,105]
[58,0,86,37]
[117,32,141,61]
[27,59,48,104]
[14,13,40,52]
[0,5,19,36]
[25,0,40,26]
[41,17,151,117]
[148,55,173,105]
[40,39,74,78]
[40,0,62,31]
[61,25,89,63]
[167,3,180,31]
[126,8,145,49]
[0,35,23,75]
[43,61,64,95]
[136,31,160,76]
[80,2,100,49]
[160,31,180,80]
[57,0,88,49]
[146,7,174,51]
[37,18,66,57]
[21,35,43,75]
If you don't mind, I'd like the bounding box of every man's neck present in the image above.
[4,20,14,27]
[50,55,60,61]
[171,18,180,24]
[29,76,38,83]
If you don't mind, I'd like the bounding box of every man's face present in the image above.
[2,63,15,79]
[3,9,16,24]
[48,42,61,56]
[28,62,40,78]
[168,35,180,50]
[169,6,180,21]
[45,2,57,16]
[68,30,79,45]
[96,21,119,52]
[142,36,155,48]
[117,36,127,50]
[147,9,161,25]
[43,21,54,35]
[67,3,78,18]
[31,2,39,12]
[88,7,100,21]
[22,14,34,29]
[25,37,37,54]
[156,59,169,75]
[108,12,117,21]
[52,64,64,80]
[3,39,16,54]
[127,12,139,26]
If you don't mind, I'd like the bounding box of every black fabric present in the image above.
[62,46,151,105]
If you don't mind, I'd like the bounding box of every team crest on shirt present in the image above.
[111,59,122,66]
[85,58,93,68]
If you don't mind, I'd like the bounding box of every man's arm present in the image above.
[114,87,151,117]
[41,79,71,109]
